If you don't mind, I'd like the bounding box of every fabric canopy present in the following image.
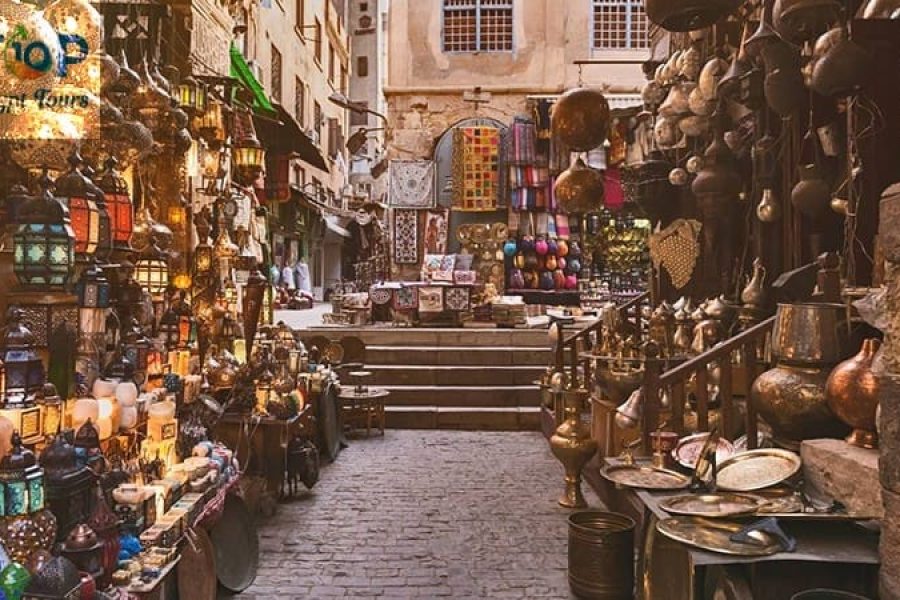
[229,43,276,116]
[254,103,328,171]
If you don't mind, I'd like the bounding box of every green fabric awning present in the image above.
[229,43,276,116]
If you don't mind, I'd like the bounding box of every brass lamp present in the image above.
[232,110,265,183]
[242,268,269,358]
[177,73,207,114]
[1,308,46,408]
[13,176,76,289]
[134,243,169,297]
[55,155,100,259]
[196,96,228,147]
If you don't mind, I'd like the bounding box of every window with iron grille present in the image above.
[592,0,649,50]
[315,19,323,63]
[328,43,335,83]
[442,0,513,53]
[314,101,322,144]
[295,77,305,126]
[271,44,283,102]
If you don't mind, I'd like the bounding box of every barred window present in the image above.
[442,0,513,53]
[294,77,305,126]
[592,0,649,50]
[271,44,283,103]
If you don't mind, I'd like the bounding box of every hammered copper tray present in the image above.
[601,464,691,490]
[656,517,783,556]
[672,433,735,469]
[659,493,766,518]
[210,495,260,593]
[716,449,802,492]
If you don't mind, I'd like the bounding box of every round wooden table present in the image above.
[339,387,390,437]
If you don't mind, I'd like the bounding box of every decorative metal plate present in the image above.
[716,449,802,492]
[178,528,216,600]
[601,464,691,490]
[659,494,766,518]
[210,495,259,592]
[672,433,735,469]
[491,222,509,241]
[656,517,782,556]
[324,342,345,364]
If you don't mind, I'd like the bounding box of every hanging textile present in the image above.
[452,126,501,212]
[422,208,449,255]
[392,209,419,264]
[388,160,436,208]
[604,166,625,212]
[533,99,553,140]
[509,118,537,165]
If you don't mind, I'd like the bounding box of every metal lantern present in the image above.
[196,97,227,146]
[177,73,207,114]
[82,164,112,262]
[55,154,100,258]
[232,110,265,180]
[157,305,180,350]
[1,308,46,408]
[134,244,169,297]
[13,177,76,289]
[76,263,110,343]
[174,291,196,349]
[38,383,62,438]
[97,157,134,250]
[194,242,213,277]
[123,319,153,373]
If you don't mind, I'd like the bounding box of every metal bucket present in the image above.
[568,511,635,600]
[791,590,871,600]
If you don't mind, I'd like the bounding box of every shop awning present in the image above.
[229,44,276,117]
[255,103,328,171]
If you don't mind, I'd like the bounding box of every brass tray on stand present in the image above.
[601,463,691,490]
[659,493,767,518]
[656,517,783,556]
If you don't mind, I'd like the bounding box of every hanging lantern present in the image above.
[167,202,186,230]
[194,242,214,278]
[97,157,134,250]
[177,72,207,114]
[232,109,266,182]
[242,268,269,358]
[220,313,240,348]
[551,88,610,152]
[196,97,228,146]
[55,154,100,258]
[76,263,110,342]
[1,308,46,408]
[174,291,196,349]
[38,383,63,438]
[13,177,76,289]
[123,319,153,374]
[158,305,180,350]
[82,164,112,262]
[553,158,605,214]
[134,244,169,297]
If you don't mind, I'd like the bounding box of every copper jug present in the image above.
[740,258,768,309]
[554,158,605,214]
[791,163,831,220]
[826,338,881,448]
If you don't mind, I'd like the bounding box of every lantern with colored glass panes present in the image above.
[123,318,153,374]
[177,72,207,114]
[196,96,227,147]
[13,176,76,288]
[76,263,110,343]
[232,110,265,183]
[1,308,45,408]
[55,154,100,259]
[97,157,134,251]
[174,290,196,348]
[157,304,179,350]
[134,243,169,298]
[83,164,112,263]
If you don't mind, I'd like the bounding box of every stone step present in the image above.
[366,365,546,386]
[366,345,552,366]
[299,327,552,348]
[382,385,540,408]
[385,406,541,431]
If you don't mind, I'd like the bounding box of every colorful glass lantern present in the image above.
[196,96,228,146]
[177,73,207,114]
[76,263,111,309]
[97,157,133,250]
[1,308,45,408]
[82,164,112,262]
[174,291,196,349]
[38,383,63,438]
[55,154,100,258]
[232,110,265,182]
[194,242,213,277]
[123,319,153,373]
[157,305,179,350]
[12,178,76,289]
[134,244,169,297]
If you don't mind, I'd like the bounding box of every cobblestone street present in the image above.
[239,430,598,599]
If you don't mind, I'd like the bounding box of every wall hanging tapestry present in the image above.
[422,208,449,255]
[388,160,436,208]
[393,286,418,310]
[444,287,471,312]
[418,286,444,313]
[452,126,501,211]
[393,209,419,264]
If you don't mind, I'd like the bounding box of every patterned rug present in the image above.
[452,126,500,212]
[389,160,436,208]
[444,287,470,312]
[422,208,449,255]
[393,209,419,264]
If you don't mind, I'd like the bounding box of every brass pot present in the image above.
[645,0,742,31]
[826,338,881,448]
[596,364,643,405]
[551,87,610,152]
[771,302,849,364]
[550,389,598,508]
[751,362,850,448]
[811,38,874,97]
[554,158,605,214]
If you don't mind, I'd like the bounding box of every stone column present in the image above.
[879,186,900,599]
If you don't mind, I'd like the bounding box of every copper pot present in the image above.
[691,132,741,199]
[554,158,605,214]
[551,87,610,152]
[774,0,843,43]
[645,0,742,31]
[826,338,881,448]
[791,164,831,220]
[751,362,850,448]
[811,38,874,97]
[771,302,850,364]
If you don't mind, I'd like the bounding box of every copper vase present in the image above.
[826,339,881,448]
[550,389,598,508]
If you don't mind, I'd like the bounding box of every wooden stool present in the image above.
[339,386,389,437]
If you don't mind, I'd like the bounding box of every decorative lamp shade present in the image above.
[232,110,266,173]
[177,74,207,113]
[134,244,169,297]
[13,177,76,288]
[196,97,227,145]
[194,242,213,276]
[1,308,46,407]
[55,156,100,257]
[242,269,268,358]
[75,263,111,309]
[123,320,153,373]
[82,165,112,261]
[97,157,133,249]
[551,88,610,152]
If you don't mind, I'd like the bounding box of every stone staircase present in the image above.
[300,327,552,430]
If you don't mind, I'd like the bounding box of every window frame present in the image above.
[294,76,305,127]
[441,0,514,54]
[357,55,369,78]
[296,0,305,35]
[271,43,283,103]
[314,18,323,65]
[590,0,650,52]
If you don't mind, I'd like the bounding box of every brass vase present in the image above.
[550,389,598,509]
[826,338,881,449]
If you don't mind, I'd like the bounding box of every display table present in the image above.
[215,408,313,496]
[588,457,880,600]
[339,387,389,437]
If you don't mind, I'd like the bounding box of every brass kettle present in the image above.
[645,0,742,32]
